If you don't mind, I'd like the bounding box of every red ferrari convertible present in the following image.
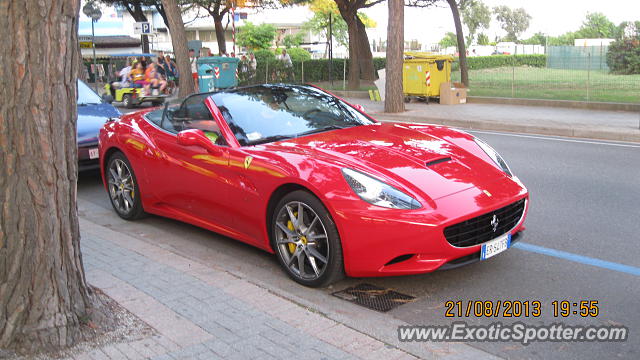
[99,84,528,287]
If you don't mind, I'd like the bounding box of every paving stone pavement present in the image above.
[74,218,419,360]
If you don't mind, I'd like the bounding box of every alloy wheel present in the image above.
[107,158,136,216]
[274,201,330,281]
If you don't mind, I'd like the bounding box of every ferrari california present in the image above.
[99,84,529,287]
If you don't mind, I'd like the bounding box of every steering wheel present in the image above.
[302,108,322,119]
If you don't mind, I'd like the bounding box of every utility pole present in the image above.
[83,1,102,92]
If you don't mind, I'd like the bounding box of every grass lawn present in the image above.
[451,67,640,103]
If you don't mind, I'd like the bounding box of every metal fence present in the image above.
[451,47,640,103]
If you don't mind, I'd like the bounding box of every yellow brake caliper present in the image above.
[287,212,307,253]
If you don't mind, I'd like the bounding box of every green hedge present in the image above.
[452,55,547,71]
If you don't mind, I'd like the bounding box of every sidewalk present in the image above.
[74,214,497,360]
[346,98,640,142]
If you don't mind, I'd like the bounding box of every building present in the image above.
[78,3,349,58]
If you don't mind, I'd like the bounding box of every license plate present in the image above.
[88,148,99,159]
[481,233,511,260]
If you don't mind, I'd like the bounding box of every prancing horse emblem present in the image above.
[490,215,499,232]
[244,156,253,169]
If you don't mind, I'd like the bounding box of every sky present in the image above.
[362,0,640,45]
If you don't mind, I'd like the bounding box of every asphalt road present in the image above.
[78,125,640,360]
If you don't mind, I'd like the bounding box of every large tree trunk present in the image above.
[384,0,404,113]
[213,14,227,55]
[356,17,376,81]
[447,0,469,86]
[0,0,92,354]
[162,0,196,97]
[342,11,361,90]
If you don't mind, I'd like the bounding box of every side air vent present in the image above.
[425,157,452,167]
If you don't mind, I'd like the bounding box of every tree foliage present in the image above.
[521,31,546,45]
[493,5,531,42]
[302,0,375,49]
[607,22,640,74]
[283,32,305,48]
[476,32,490,45]
[237,22,277,50]
[460,0,491,45]
[576,12,619,39]
[439,31,458,48]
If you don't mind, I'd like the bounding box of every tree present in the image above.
[162,0,196,96]
[439,31,458,48]
[385,0,404,112]
[193,0,233,55]
[407,0,467,85]
[447,0,468,86]
[0,0,95,353]
[332,0,384,89]
[575,12,619,39]
[237,22,277,50]
[477,32,490,45]
[522,31,546,45]
[493,5,531,42]
[460,0,491,45]
[607,22,640,74]
[283,32,305,48]
[303,0,375,56]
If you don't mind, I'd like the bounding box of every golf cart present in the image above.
[102,53,169,108]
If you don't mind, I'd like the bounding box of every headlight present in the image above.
[474,138,512,176]
[341,168,421,209]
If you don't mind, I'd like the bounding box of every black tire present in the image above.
[122,94,133,109]
[404,96,411,103]
[271,190,344,287]
[106,152,146,220]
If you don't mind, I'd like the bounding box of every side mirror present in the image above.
[177,129,222,156]
[353,104,365,113]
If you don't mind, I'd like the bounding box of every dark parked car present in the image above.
[77,80,121,171]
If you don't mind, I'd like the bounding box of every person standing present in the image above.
[278,49,292,68]
[189,48,199,92]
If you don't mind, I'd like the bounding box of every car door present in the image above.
[144,94,234,230]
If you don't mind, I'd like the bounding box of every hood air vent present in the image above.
[425,157,452,167]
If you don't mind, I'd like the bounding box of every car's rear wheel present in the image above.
[106,152,145,220]
[271,191,344,287]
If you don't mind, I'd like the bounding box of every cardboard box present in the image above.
[439,82,468,105]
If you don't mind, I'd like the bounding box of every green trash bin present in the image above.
[196,56,239,91]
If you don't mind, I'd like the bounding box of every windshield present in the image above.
[77,80,103,105]
[210,85,375,146]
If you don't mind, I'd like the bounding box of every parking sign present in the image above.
[134,22,153,35]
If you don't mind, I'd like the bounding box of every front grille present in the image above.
[444,198,526,247]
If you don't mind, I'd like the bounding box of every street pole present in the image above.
[92,19,97,92]
[329,13,333,86]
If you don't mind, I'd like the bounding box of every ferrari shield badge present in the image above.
[244,156,253,169]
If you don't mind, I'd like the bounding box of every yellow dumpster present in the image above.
[402,52,453,102]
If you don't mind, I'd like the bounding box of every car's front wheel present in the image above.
[106,152,145,220]
[271,190,344,287]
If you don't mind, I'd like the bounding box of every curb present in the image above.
[370,112,640,143]
[467,96,640,112]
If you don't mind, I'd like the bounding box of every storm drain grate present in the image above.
[331,283,416,312]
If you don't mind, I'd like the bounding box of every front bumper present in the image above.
[333,183,529,277]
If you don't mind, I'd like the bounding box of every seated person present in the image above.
[129,61,150,95]
[108,60,132,96]
[145,63,167,96]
